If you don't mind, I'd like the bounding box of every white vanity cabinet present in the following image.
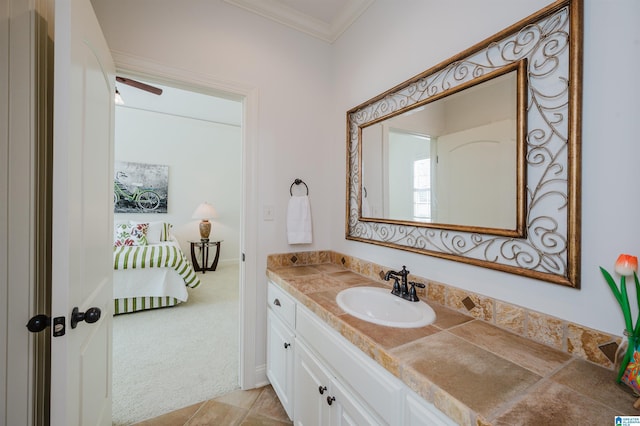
[266,280,457,426]
[266,282,296,419]
[295,305,401,425]
[295,339,382,425]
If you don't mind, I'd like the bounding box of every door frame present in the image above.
[2,1,53,425]
[111,53,259,390]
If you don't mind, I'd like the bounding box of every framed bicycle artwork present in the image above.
[114,161,169,213]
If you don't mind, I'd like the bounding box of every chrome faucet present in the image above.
[384,265,425,302]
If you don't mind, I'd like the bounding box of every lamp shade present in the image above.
[192,202,217,220]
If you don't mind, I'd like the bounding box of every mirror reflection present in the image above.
[346,1,581,287]
[361,69,522,231]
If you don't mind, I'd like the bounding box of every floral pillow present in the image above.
[129,221,172,244]
[114,223,149,247]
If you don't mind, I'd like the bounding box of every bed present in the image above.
[113,221,200,314]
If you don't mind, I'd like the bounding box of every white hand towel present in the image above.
[287,195,312,244]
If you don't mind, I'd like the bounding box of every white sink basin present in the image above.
[336,286,436,328]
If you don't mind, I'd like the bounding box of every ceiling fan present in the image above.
[115,76,163,96]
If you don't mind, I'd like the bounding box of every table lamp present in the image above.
[192,202,217,241]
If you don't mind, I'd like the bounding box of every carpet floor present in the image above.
[112,263,240,425]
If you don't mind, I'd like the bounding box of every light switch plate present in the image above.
[263,205,274,221]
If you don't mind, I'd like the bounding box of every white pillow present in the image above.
[129,221,171,244]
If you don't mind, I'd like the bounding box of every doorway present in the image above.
[110,75,248,423]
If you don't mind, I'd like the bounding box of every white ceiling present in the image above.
[115,1,375,116]
[223,0,374,43]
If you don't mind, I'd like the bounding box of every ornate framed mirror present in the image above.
[346,0,583,288]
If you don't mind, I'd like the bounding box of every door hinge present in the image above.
[242,252,245,262]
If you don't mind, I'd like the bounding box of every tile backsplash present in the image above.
[267,250,622,370]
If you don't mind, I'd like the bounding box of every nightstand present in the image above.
[189,240,222,273]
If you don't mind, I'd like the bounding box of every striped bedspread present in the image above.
[113,243,201,289]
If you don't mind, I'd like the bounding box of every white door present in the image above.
[50,1,115,425]
[435,119,516,229]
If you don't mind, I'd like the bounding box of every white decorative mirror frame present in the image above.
[346,0,583,288]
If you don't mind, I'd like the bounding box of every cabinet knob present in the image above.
[327,396,336,406]
[318,385,327,395]
[273,298,281,307]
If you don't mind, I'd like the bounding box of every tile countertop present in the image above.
[266,263,639,426]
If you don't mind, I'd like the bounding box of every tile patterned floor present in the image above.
[132,385,293,426]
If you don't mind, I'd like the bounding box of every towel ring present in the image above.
[290,178,309,196]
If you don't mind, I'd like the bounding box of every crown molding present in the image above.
[223,0,373,43]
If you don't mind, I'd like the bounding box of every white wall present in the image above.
[332,0,640,337]
[91,0,640,383]
[114,105,242,263]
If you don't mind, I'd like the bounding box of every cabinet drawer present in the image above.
[296,306,403,425]
[267,281,296,328]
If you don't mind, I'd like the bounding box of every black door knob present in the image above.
[71,307,101,329]
[26,314,50,333]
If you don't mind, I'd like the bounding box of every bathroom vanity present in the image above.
[266,279,455,425]
[266,256,638,425]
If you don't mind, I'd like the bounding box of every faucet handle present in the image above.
[409,281,425,289]
[407,281,426,302]
[391,278,401,295]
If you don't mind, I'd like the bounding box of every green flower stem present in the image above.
[620,276,634,335]
[625,273,640,383]
[634,272,640,337]
[601,267,637,383]
[601,267,624,307]
[620,277,637,382]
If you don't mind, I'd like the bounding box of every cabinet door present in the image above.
[296,340,382,426]
[294,341,332,426]
[266,310,295,419]
[330,378,382,426]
